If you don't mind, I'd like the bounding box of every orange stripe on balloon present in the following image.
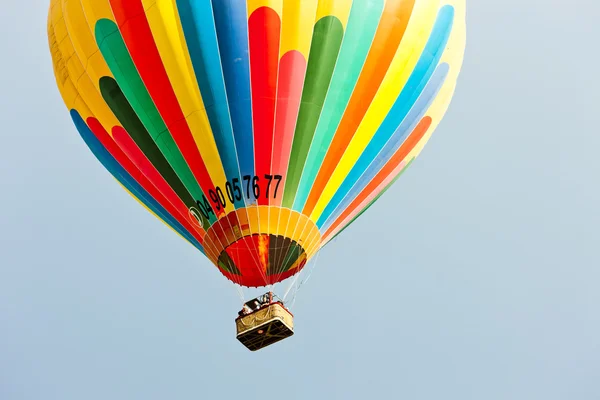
[302,0,415,216]
[322,116,431,240]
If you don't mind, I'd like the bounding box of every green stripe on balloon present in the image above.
[218,251,241,275]
[95,19,208,210]
[280,243,304,274]
[282,16,345,208]
[98,77,209,230]
[267,236,304,277]
[292,0,385,212]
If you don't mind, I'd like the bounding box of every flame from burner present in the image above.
[258,235,268,273]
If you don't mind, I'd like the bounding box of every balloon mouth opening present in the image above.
[216,234,309,287]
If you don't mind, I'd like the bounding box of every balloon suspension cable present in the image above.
[283,250,322,309]
[235,284,245,302]
[231,239,324,306]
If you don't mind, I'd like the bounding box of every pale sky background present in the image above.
[1,1,599,399]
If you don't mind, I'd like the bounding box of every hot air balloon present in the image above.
[48,0,466,350]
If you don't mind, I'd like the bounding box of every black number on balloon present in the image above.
[252,175,260,198]
[273,175,282,198]
[243,175,252,199]
[196,195,214,220]
[225,181,235,203]
[209,188,226,210]
[209,190,220,211]
[264,174,273,198]
[216,187,226,208]
[232,178,242,201]
[203,195,214,215]
[212,175,285,204]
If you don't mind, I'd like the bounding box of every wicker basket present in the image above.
[236,303,294,351]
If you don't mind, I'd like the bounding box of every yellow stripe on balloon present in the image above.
[48,24,76,106]
[79,0,116,26]
[315,0,353,30]
[56,0,120,131]
[280,0,319,58]
[49,2,93,118]
[48,9,94,119]
[405,0,466,163]
[310,0,439,221]
[142,0,230,193]
[50,2,69,59]
[248,0,283,16]
[62,1,119,127]
[246,205,261,235]
[77,0,120,98]
[62,1,115,95]
[258,206,269,234]
[62,0,97,60]
[72,1,123,131]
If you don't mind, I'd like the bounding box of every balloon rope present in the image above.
[285,250,321,308]
[283,269,302,301]
[235,284,245,302]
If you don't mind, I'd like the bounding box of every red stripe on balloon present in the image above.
[108,0,221,216]
[86,118,207,246]
[323,116,432,240]
[271,50,307,207]
[249,7,281,206]
[112,126,209,239]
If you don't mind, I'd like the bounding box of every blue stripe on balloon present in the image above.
[176,0,250,208]
[319,63,449,231]
[210,0,255,184]
[316,5,455,229]
[71,110,206,253]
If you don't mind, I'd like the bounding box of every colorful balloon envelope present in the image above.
[48,0,466,287]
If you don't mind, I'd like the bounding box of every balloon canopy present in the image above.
[48,0,466,287]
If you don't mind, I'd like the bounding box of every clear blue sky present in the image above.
[1,1,599,399]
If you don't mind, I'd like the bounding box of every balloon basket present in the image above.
[235,302,294,351]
